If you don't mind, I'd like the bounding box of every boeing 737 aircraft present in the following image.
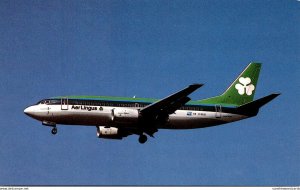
[24,63,279,144]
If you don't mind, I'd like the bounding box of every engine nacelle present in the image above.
[111,108,139,124]
[96,126,123,139]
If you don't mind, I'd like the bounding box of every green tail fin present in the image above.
[198,62,262,106]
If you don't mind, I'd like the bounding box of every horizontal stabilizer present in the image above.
[237,93,280,116]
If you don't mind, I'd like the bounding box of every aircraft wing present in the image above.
[140,84,203,117]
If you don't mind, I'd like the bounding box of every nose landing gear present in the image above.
[42,121,57,135]
[51,127,57,135]
[138,134,147,144]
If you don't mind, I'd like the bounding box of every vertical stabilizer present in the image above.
[198,63,261,106]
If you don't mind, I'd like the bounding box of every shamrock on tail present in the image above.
[235,77,255,96]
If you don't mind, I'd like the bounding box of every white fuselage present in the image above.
[24,103,247,130]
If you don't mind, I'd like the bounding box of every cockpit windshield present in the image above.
[36,99,61,105]
[36,100,46,105]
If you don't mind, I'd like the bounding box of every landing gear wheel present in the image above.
[51,127,57,135]
[138,134,147,144]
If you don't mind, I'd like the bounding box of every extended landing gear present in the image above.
[138,134,147,144]
[42,121,57,135]
[51,127,57,135]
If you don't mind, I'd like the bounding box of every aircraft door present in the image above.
[61,97,69,110]
[215,105,222,118]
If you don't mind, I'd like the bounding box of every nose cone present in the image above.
[24,106,35,117]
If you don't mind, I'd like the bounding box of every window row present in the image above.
[40,99,218,111]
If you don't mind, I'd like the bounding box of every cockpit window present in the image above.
[36,99,61,105]
[36,100,45,105]
[36,99,49,105]
[50,99,61,104]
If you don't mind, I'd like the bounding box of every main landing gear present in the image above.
[138,134,147,144]
[51,127,57,135]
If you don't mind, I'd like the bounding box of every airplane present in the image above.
[24,63,280,144]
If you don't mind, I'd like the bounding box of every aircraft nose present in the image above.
[24,106,34,117]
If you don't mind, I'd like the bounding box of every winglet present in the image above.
[188,83,204,90]
[190,83,204,87]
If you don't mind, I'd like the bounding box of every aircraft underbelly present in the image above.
[164,117,226,129]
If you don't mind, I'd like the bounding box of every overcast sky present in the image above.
[0,0,299,186]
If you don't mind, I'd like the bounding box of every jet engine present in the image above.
[96,126,124,139]
[111,108,139,124]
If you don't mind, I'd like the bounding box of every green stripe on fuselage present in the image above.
[52,95,158,103]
